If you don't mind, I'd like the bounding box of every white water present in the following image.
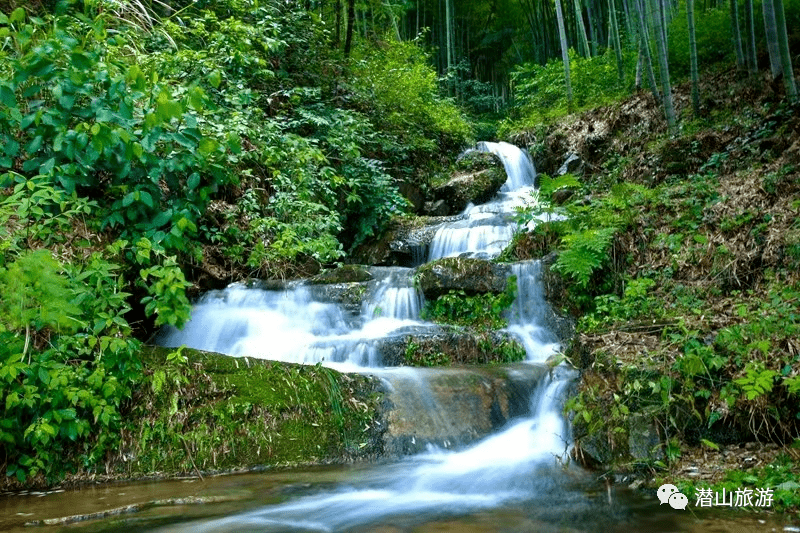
[156,142,577,532]
[157,268,428,369]
[428,141,544,261]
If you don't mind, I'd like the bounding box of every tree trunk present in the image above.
[762,0,782,78]
[609,0,625,82]
[772,0,798,98]
[574,0,592,57]
[730,0,745,71]
[635,0,661,100]
[743,0,757,73]
[688,0,701,115]
[649,0,677,133]
[344,0,355,57]
[555,0,575,108]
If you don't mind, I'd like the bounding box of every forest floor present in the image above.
[509,67,800,512]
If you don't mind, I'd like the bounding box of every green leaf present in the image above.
[70,52,92,71]
[187,174,200,190]
[10,7,25,23]
[0,83,16,109]
[151,209,172,227]
[208,70,222,89]
[39,158,55,175]
[198,138,218,156]
[139,191,154,208]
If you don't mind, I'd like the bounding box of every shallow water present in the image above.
[2,464,795,533]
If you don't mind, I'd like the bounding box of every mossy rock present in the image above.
[119,346,386,478]
[309,264,373,284]
[454,150,503,172]
[432,161,507,215]
[415,257,510,300]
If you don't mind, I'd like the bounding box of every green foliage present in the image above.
[505,48,635,127]
[668,5,734,78]
[0,250,83,355]
[421,276,518,329]
[677,454,800,513]
[0,249,141,483]
[348,38,472,170]
[553,227,616,288]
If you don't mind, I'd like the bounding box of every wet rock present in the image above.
[573,431,617,467]
[432,167,506,215]
[349,215,462,267]
[377,364,548,455]
[306,282,369,318]
[398,181,424,213]
[538,253,577,342]
[376,328,526,366]
[627,414,665,463]
[424,199,449,216]
[310,264,373,284]
[557,152,583,176]
[427,150,506,216]
[551,188,574,205]
[415,257,510,300]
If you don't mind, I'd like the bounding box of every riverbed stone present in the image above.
[349,215,462,267]
[415,257,510,300]
[432,167,507,215]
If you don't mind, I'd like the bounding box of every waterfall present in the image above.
[154,141,578,531]
[477,141,537,191]
[428,142,540,261]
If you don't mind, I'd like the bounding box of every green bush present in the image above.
[505,47,635,127]
[348,37,472,171]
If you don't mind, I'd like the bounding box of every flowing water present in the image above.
[3,143,793,532]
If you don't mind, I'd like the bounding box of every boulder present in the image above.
[430,150,507,216]
[415,257,510,300]
[433,168,507,215]
[423,199,449,216]
[377,328,526,366]
[557,152,583,176]
[349,215,462,267]
[377,364,549,455]
[309,264,373,284]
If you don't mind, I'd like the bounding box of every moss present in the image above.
[120,346,384,478]
[309,264,373,284]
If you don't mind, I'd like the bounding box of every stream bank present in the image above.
[503,68,800,512]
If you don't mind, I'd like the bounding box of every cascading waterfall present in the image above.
[157,267,428,369]
[427,141,541,261]
[156,141,578,531]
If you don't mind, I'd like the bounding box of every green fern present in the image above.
[554,227,615,287]
[539,173,582,198]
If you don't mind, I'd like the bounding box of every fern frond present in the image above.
[556,227,615,287]
[539,173,582,198]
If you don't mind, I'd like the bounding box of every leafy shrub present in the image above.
[421,276,518,330]
[0,249,141,483]
[668,5,733,77]
[348,37,472,171]
[506,47,635,126]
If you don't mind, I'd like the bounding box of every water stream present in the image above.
[133,142,578,531]
[4,143,791,532]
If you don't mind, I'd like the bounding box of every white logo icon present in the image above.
[669,492,689,510]
[657,483,688,510]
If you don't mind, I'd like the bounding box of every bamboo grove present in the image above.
[297,0,798,128]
